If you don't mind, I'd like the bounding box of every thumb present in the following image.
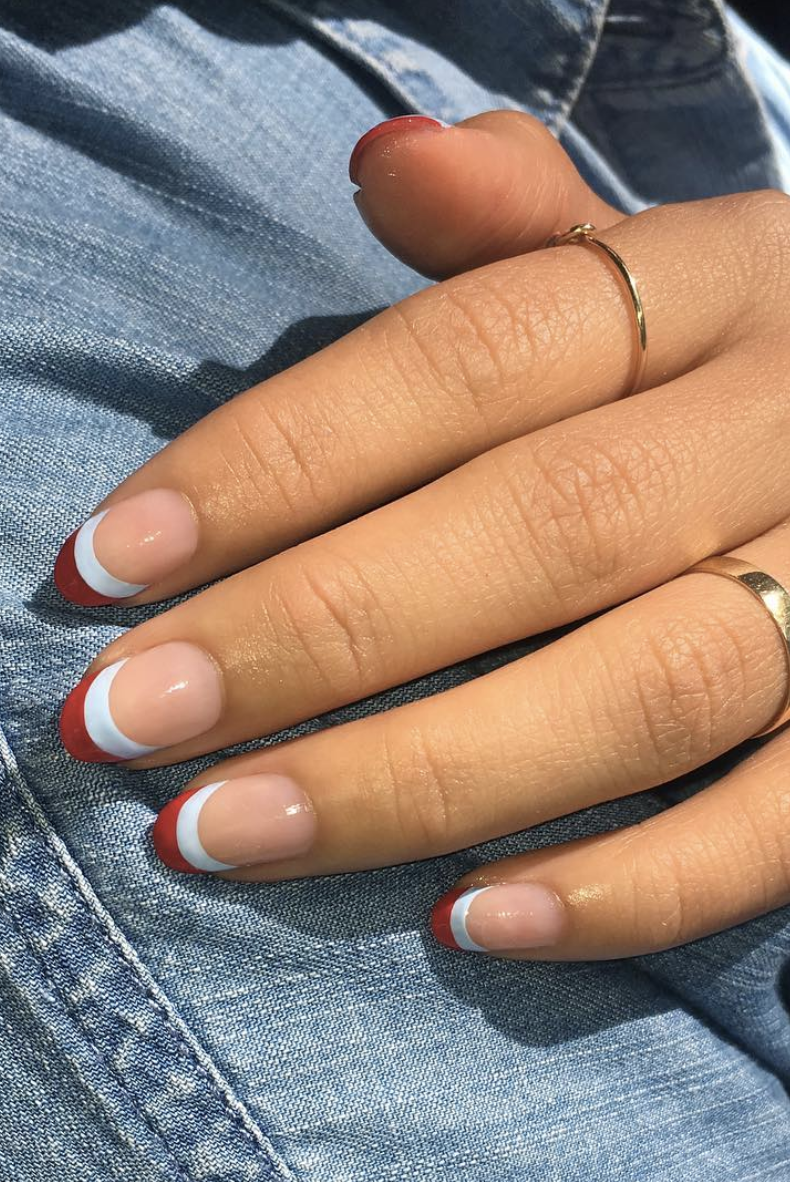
[349,109,624,280]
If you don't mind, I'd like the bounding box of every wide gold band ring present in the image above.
[546,222,648,398]
[679,556,790,738]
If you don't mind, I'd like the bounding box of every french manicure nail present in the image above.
[54,489,198,606]
[430,883,566,953]
[152,774,317,873]
[59,641,222,762]
[349,115,450,185]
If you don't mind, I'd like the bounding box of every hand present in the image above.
[54,110,790,961]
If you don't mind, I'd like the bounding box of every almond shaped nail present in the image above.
[152,775,317,873]
[55,489,198,606]
[60,642,222,762]
[431,883,566,953]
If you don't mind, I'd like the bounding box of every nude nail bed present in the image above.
[152,775,317,873]
[431,883,566,953]
[55,488,198,606]
[60,641,222,762]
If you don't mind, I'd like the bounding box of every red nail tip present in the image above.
[59,673,120,763]
[348,116,447,185]
[430,886,468,950]
[151,786,205,874]
[54,529,114,607]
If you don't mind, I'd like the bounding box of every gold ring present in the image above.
[546,222,648,398]
[679,555,790,738]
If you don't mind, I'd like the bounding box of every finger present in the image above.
[430,722,790,961]
[62,336,790,767]
[348,109,622,279]
[53,190,786,609]
[147,518,790,879]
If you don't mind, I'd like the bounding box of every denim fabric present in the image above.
[727,4,790,192]
[2,2,790,1179]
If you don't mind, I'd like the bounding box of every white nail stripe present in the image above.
[176,782,236,872]
[450,888,491,953]
[83,659,159,760]
[73,510,148,599]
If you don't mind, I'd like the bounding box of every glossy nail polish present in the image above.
[431,883,566,953]
[59,641,222,762]
[349,115,450,185]
[54,489,198,606]
[152,774,316,873]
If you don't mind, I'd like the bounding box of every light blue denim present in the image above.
[2,2,790,1179]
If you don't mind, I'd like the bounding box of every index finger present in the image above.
[54,192,778,609]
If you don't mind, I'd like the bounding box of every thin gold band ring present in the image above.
[546,222,648,398]
[679,556,790,738]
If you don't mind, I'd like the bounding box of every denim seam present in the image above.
[585,59,730,92]
[0,722,298,1182]
[0,894,193,1182]
[582,2,730,95]
[257,0,613,135]
[582,2,781,106]
[258,0,456,123]
[712,0,784,164]
[552,0,612,133]
[0,907,177,1177]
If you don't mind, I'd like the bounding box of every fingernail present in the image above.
[152,774,316,873]
[430,883,566,953]
[349,115,450,186]
[59,641,222,762]
[54,489,198,606]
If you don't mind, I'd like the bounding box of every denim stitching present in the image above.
[712,0,784,156]
[0,725,298,1182]
[549,0,612,132]
[0,896,193,1182]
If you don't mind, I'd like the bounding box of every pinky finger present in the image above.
[431,726,790,960]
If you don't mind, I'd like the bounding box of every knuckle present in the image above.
[733,743,790,898]
[768,786,790,898]
[221,399,326,520]
[273,553,391,695]
[611,730,790,953]
[630,612,748,772]
[214,407,274,502]
[378,722,456,855]
[387,270,539,439]
[735,794,790,903]
[501,431,679,603]
[631,800,780,950]
[737,186,790,241]
[733,188,790,305]
[610,822,710,951]
[629,832,702,948]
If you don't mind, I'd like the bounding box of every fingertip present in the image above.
[59,673,121,763]
[349,107,619,279]
[54,530,115,607]
[349,115,450,187]
[429,886,470,950]
[151,786,206,874]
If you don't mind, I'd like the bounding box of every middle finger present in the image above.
[60,330,790,766]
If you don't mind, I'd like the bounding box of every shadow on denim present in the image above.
[25,307,381,628]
